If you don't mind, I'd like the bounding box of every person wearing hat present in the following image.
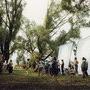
[81,57,88,78]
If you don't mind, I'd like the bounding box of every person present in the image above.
[61,59,64,75]
[51,57,58,76]
[7,60,13,74]
[49,61,53,76]
[81,57,88,78]
[45,61,50,74]
[3,61,8,72]
[74,57,79,75]
[68,61,75,75]
[57,60,60,74]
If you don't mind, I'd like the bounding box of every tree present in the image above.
[44,0,90,56]
[11,19,52,64]
[0,0,24,62]
[46,0,90,33]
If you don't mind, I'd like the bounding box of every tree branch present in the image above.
[43,51,53,61]
[2,18,9,28]
[5,0,11,23]
[51,13,70,31]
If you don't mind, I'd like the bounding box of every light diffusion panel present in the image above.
[77,37,90,75]
[58,43,73,69]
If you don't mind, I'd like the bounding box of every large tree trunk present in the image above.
[3,41,10,63]
[2,29,12,63]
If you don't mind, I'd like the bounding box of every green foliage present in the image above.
[61,0,72,11]
[44,0,90,56]
[45,0,62,30]
[0,0,24,61]
[13,20,53,61]
[46,0,90,32]
[68,28,80,39]
[29,52,39,66]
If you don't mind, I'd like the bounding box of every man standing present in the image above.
[61,59,64,75]
[7,60,13,74]
[74,57,79,75]
[51,57,58,76]
[81,57,88,78]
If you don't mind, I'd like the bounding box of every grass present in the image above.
[0,69,90,85]
[0,69,90,90]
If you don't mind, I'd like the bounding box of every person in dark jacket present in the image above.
[52,57,58,76]
[74,57,79,75]
[7,60,13,74]
[61,59,64,75]
[81,57,88,78]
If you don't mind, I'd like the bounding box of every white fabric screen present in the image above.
[58,37,90,74]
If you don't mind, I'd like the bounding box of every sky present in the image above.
[23,0,48,25]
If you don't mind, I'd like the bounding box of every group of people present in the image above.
[33,57,65,76]
[68,57,88,78]
[0,50,89,78]
[33,56,88,78]
[0,60,13,74]
[0,52,13,74]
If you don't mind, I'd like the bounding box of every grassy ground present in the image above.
[0,69,90,90]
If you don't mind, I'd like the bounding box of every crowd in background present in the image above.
[0,50,89,78]
[32,56,88,78]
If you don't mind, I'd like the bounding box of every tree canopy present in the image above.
[0,0,24,62]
